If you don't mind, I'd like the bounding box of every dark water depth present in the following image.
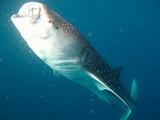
[0,0,160,120]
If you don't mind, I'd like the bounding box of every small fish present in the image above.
[11,2,138,120]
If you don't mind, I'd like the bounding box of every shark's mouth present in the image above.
[19,2,41,15]
[12,2,41,20]
[11,13,24,19]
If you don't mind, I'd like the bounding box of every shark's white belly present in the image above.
[24,33,109,94]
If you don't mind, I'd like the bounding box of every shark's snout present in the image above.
[11,14,21,19]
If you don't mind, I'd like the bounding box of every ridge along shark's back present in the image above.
[10,2,138,120]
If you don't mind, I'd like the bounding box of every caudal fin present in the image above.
[131,78,139,101]
[120,78,139,120]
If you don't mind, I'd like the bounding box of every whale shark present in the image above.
[11,2,138,120]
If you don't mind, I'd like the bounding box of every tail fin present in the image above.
[120,109,131,120]
[131,78,139,101]
[120,78,138,120]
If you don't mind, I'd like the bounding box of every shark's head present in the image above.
[11,2,59,40]
[11,2,83,63]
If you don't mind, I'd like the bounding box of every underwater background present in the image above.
[0,0,160,120]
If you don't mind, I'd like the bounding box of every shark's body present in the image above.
[11,2,138,120]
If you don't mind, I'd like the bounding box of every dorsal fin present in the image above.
[114,66,123,79]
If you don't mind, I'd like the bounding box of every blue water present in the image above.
[0,0,160,120]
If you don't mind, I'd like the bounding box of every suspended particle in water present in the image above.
[48,84,53,88]
[6,95,10,99]
[88,32,93,37]
[90,109,95,114]
[120,28,124,32]
[32,100,37,104]
[28,108,32,112]
[0,58,2,63]
[96,5,101,9]
[90,98,94,102]
[40,95,44,99]
[44,108,48,113]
